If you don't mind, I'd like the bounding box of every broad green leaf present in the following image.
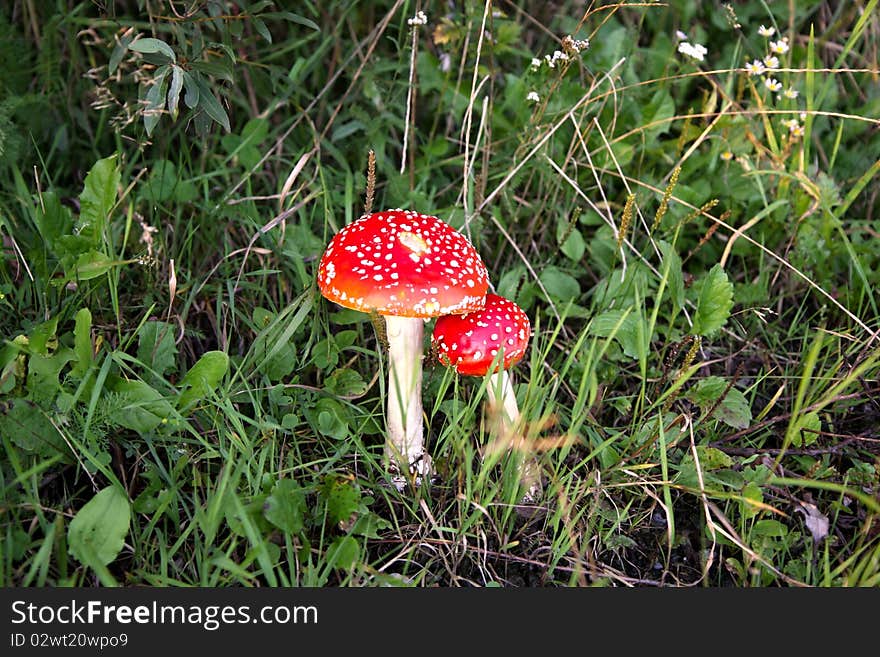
[752,519,788,538]
[539,266,581,300]
[0,398,70,459]
[326,535,359,570]
[178,350,229,409]
[557,217,585,262]
[77,154,120,246]
[137,321,178,378]
[193,74,230,132]
[324,368,367,397]
[263,479,307,533]
[68,486,131,567]
[129,37,176,62]
[72,308,93,377]
[143,160,196,203]
[320,475,360,526]
[686,376,752,429]
[111,379,175,434]
[741,482,764,520]
[691,264,734,337]
[311,336,339,370]
[348,512,391,538]
[26,349,75,404]
[33,191,73,254]
[589,309,644,359]
[694,445,733,470]
[72,250,114,281]
[659,240,684,310]
[29,316,59,355]
[791,411,821,447]
[182,70,200,108]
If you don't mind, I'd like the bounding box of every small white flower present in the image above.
[790,124,805,137]
[570,38,590,53]
[763,54,780,69]
[799,112,807,121]
[783,87,799,99]
[544,54,555,68]
[720,150,734,161]
[745,59,766,76]
[769,38,789,55]
[678,41,708,62]
[781,118,799,130]
[758,25,775,37]
[675,30,689,41]
[407,10,428,26]
[764,77,782,92]
[530,57,542,70]
[552,50,569,63]
[527,91,540,103]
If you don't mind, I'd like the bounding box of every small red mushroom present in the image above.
[432,293,541,501]
[317,209,489,485]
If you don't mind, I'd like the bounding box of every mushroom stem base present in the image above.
[384,315,430,484]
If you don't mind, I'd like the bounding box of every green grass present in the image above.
[1,1,878,587]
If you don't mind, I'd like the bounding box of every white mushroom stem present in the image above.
[486,369,542,503]
[486,369,520,434]
[384,315,428,477]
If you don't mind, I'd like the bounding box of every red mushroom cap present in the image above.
[317,210,489,318]
[432,293,531,376]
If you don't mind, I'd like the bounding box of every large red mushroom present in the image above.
[317,209,489,486]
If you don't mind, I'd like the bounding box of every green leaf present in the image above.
[111,379,175,434]
[265,12,321,32]
[167,64,184,120]
[252,17,272,43]
[143,160,197,203]
[659,240,684,310]
[590,309,644,359]
[557,217,585,262]
[178,350,229,409]
[752,519,788,538]
[29,316,59,355]
[68,486,131,567]
[538,266,581,300]
[182,71,200,108]
[694,445,733,470]
[109,30,135,75]
[26,349,75,404]
[320,475,360,526]
[137,321,178,378]
[324,368,367,397]
[0,398,70,459]
[129,37,176,62]
[143,66,169,136]
[263,479,307,533]
[193,75,230,132]
[33,191,73,254]
[311,336,339,370]
[686,376,752,429]
[72,250,115,281]
[791,411,821,447]
[691,264,733,337]
[77,154,120,246]
[72,308,93,378]
[326,535,359,571]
